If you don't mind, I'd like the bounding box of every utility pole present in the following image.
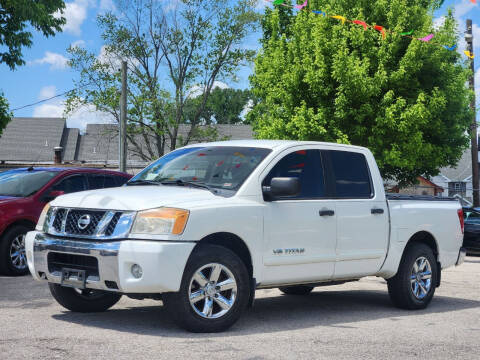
[119,61,127,172]
[466,19,479,207]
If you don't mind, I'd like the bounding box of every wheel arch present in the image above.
[1,219,36,238]
[405,231,439,259]
[195,232,253,279]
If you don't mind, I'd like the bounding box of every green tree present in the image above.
[66,0,259,160]
[197,87,255,124]
[0,0,66,70]
[249,0,472,184]
[0,93,11,135]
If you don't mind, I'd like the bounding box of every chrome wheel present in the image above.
[9,234,27,270]
[410,256,432,300]
[188,263,237,319]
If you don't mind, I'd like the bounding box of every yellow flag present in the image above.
[464,50,474,59]
[331,15,346,25]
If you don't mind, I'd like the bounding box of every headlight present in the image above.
[36,203,51,231]
[131,207,189,235]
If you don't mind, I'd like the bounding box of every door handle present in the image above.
[371,208,384,215]
[319,210,335,217]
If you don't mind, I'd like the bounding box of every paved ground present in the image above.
[1,258,480,360]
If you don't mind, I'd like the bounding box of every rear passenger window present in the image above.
[88,174,122,190]
[52,175,86,194]
[262,150,325,199]
[327,150,372,198]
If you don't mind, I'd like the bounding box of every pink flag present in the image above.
[294,0,307,10]
[470,0,476,4]
[418,34,434,42]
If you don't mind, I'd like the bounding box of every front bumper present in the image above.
[456,247,467,266]
[25,231,195,293]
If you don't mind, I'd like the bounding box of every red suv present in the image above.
[0,167,132,276]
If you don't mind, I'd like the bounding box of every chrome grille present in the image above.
[105,212,122,236]
[48,207,135,239]
[52,208,66,232]
[65,210,105,235]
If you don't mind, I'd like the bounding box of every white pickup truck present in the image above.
[25,140,466,332]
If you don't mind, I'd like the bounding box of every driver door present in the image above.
[261,148,337,286]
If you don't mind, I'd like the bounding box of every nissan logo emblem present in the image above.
[77,214,91,230]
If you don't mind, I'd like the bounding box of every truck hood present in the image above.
[50,185,218,211]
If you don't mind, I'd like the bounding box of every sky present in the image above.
[0,0,479,131]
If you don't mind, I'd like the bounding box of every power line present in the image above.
[11,82,94,112]
[11,89,74,112]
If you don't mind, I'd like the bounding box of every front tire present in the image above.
[49,283,122,312]
[387,243,438,310]
[279,285,314,295]
[0,225,30,276]
[163,244,250,333]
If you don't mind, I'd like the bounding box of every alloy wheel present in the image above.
[9,234,27,270]
[410,256,432,300]
[188,263,237,319]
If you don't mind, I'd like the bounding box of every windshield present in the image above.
[131,146,272,194]
[0,170,57,197]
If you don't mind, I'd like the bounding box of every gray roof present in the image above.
[77,123,255,164]
[61,128,80,161]
[439,149,472,182]
[0,117,65,162]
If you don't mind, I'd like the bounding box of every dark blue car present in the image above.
[463,207,480,255]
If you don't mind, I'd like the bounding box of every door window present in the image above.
[51,175,86,194]
[87,174,122,190]
[262,149,325,199]
[326,150,373,198]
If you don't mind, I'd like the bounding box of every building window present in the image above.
[448,182,467,198]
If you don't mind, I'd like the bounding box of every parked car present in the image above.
[26,141,465,332]
[0,167,132,276]
[462,207,480,255]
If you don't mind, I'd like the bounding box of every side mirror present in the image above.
[263,177,300,200]
[42,190,65,202]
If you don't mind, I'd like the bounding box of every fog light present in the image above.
[131,264,143,279]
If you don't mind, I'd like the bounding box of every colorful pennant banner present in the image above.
[265,0,476,60]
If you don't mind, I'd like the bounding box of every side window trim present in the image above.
[322,150,375,200]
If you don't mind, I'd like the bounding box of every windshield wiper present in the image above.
[160,179,218,194]
[126,179,161,186]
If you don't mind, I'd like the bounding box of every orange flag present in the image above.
[470,0,476,4]
[374,25,386,40]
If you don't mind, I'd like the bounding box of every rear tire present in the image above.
[49,283,122,312]
[279,285,314,295]
[387,243,438,310]
[163,244,250,333]
[0,225,30,276]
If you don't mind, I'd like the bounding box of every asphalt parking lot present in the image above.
[1,257,479,360]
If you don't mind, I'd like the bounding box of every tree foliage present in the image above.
[200,87,255,124]
[249,0,472,184]
[0,92,11,135]
[0,0,65,70]
[66,0,259,161]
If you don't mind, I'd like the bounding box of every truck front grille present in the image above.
[65,210,105,235]
[48,208,132,239]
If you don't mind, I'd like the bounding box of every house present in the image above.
[388,176,445,196]
[432,149,474,205]
[0,117,254,172]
